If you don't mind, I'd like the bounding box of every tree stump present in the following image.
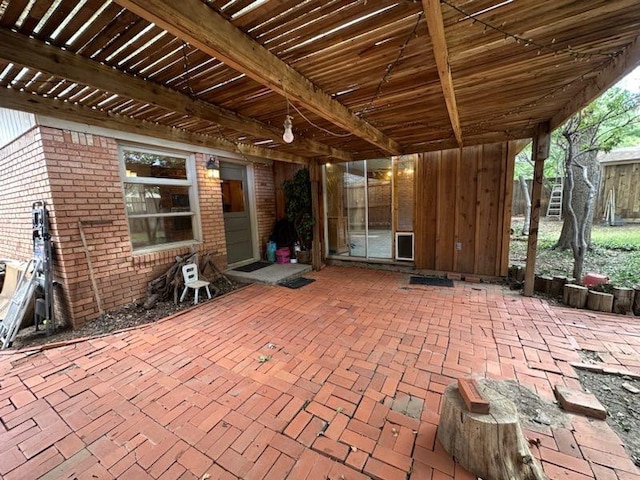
[534,275,552,294]
[587,291,613,313]
[634,286,640,316]
[438,383,547,480]
[563,284,588,308]
[613,287,634,314]
[550,276,568,298]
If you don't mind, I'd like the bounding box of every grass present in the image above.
[509,218,640,287]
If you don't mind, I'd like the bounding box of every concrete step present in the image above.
[226,263,312,286]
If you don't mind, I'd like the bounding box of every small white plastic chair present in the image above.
[179,263,212,304]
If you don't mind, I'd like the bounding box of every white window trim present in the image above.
[119,144,203,254]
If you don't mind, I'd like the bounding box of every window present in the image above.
[120,146,199,251]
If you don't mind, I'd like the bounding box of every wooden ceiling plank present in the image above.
[0,87,306,164]
[423,0,463,147]
[53,0,110,46]
[551,36,640,130]
[112,0,401,154]
[18,0,56,34]
[0,0,32,27]
[0,28,350,160]
[36,0,79,41]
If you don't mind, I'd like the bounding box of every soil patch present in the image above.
[11,278,238,350]
[576,362,640,466]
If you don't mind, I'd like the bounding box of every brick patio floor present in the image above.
[1,266,640,480]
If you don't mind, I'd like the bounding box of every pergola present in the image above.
[1,0,639,291]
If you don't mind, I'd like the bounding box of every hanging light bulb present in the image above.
[283,115,294,143]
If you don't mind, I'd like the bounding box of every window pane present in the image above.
[129,216,194,249]
[124,184,191,215]
[221,179,245,213]
[396,155,415,232]
[123,150,187,179]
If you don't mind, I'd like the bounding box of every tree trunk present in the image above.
[554,124,601,281]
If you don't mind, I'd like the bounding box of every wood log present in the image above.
[633,286,640,316]
[534,275,552,294]
[563,284,588,308]
[613,287,634,315]
[438,383,547,480]
[587,291,613,313]
[550,276,568,298]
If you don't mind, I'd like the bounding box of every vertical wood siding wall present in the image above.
[597,162,640,219]
[415,142,516,276]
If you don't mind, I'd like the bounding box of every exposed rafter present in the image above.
[422,0,463,147]
[0,88,307,164]
[0,28,350,162]
[551,36,640,131]
[112,0,402,155]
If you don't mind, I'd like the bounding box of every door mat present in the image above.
[409,276,454,287]
[279,277,316,289]
[232,261,272,272]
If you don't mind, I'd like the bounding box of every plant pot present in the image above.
[296,250,311,264]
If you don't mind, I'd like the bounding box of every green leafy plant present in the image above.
[283,168,314,251]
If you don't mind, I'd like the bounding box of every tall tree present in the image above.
[553,87,639,280]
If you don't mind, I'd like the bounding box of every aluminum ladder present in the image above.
[546,183,563,219]
[0,258,41,349]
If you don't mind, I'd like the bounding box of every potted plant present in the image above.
[283,168,314,263]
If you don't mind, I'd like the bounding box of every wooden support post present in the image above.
[310,161,322,272]
[524,123,550,296]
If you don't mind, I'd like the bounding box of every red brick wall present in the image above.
[2,126,229,327]
[0,126,50,261]
[254,162,276,259]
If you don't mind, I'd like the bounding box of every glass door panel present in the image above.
[345,161,366,257]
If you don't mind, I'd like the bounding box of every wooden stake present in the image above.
[78,221,104,319]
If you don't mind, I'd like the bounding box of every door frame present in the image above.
[220,158,260,267]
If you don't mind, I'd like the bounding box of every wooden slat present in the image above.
[423,0,462,147]
[0,0,31,27]
[0,29,351,161]
[0,88,306,165]
[113,0,401,154]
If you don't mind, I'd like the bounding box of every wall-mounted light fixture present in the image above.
[206,156,220,179]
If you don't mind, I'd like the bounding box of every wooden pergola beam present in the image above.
[524,122,550,296]
[422,0,463,147]
[551,36,640,131]
[0,88,307,165]
[0,28,351,162]
[112,0,401,155]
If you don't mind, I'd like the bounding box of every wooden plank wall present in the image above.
[415,142,516,276]
[596,163,640,219]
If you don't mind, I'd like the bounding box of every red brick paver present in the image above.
[1,266,639,479]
